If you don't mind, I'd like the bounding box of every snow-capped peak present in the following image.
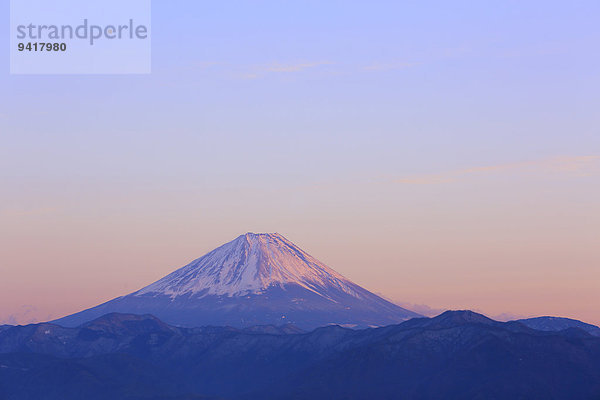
[135,233,362,299]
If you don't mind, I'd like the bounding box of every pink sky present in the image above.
[2,1,599,326]
[1,155,599,326]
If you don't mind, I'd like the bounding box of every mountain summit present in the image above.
[137,233,366,299]
[54,233,420,329]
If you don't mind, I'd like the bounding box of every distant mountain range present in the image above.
[2,311,600,399]
[53,233,420,329]
[5,232,599,398]
[517,316,600,336]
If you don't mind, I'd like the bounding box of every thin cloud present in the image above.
[395,302,446,317]
[0,305,44,325]
[194,61,219,70]
[492,312,530,322]
[236,61,333,79]
[238,73,260,80]
[396,156,600,185]
[363,62,415,71]
[265,61,332,73]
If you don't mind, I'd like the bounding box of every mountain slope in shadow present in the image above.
[1,311,600,400]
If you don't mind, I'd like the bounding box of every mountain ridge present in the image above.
[53,233,420,329]
[3,310,600,399]
[134,233,363,299]
[517,316,600,337]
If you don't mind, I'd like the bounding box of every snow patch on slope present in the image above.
[135,233,363,300]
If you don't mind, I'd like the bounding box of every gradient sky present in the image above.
[1,0,599,325]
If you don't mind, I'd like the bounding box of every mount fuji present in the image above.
[54,233,420,329]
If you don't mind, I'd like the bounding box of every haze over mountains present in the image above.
[3,233,600,399]
[54,233,420,329]
[518,316,600,337]
[2,311,600,399]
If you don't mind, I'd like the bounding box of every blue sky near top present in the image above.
[0,0,599,324]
